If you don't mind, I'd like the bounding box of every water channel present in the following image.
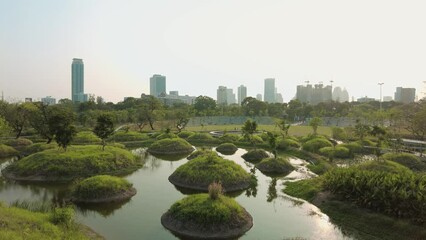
[0,147,353,240]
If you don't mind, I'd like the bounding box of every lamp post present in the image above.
[378,82,384,111]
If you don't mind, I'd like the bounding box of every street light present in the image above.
[378,82,384,110]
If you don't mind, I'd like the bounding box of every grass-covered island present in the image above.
[0,144,18,158]
[161,183,253,239]
[169,152,253,192]
[215,142,238,155]
[2,145,141,181]
[147,138,194,155]
[256,157,295,175]
[241,149,269,163]
[70,175,136,203]
[187,148,218,160]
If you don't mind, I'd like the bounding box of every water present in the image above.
[0,149,352,240]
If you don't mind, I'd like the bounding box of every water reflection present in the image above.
[267,178,278,202]
[76,199,131,217]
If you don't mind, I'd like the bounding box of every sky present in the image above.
[1,0,426,103]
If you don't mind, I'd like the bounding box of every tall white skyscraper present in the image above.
[264,78,276,103]
[238,85,247,104]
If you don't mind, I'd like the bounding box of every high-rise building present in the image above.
[394,87,415,104]
[332,87,350,102]
[71,58,88,103]
[150,74,166,97]
[275,93,283,103]
[41,96,56,105]
[217,86,228,105]
[256,94,262,101]
[264,78,276,103]
[296,83,332,105]
[226,89,236,105]
[383,96,393,102]
[237,85,247,104]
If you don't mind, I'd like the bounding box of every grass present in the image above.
[71,175,133,200]
[110,131,149,142]
[357,160,413,174]
[255,157,295,175]
[168,194,244,225]
[4,137,33,149]
[3,145,140,181]
[283,178,323,202]
[0,202,93,240]
[0,144,18,158]
[187,148,218,160]
[382,152,426,172]
[21,142,58,156]
[169,152,252,191]
[306,159,335,175]
[302,138,333,153]
[147,138,194,155]
[215,143,238,154]
[73,131,101,144]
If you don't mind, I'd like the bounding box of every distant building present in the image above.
[264,78,276,103]
[226,89,236,105]
[25,98,32,103]
[357,96,376,103]
[41,96,56,105]
[158,93,196,106]
[237,85,247,104]
[169,91,179,96]
[150,74,166,97]
[296,83,332,105]
[71,58,88,103]
[394,87,415,104]
[256,94,262,101]
[275,93,283,103]
[217,86,228,105]
[332,87,350,102]
[383,96,393,102]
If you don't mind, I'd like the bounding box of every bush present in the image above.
[177,131,195,139]
[331,127,347,141]
[302,138,333,153]
[4,138,33,150]
[216,143,238,155]
[277,138,301,150]
[111,131,148,142]
[148,138,194,155]
[0,144,18,158]
[241,149,269,163]
[319,146,350,158]
[73,131,101,144]
[357,160,412,174]
[219,134,240,143]
[50,207,75,226]
[283,178,323,202]
[382,153,426,171]
[300,134,327,143]
[256,157,295,175]
[71,175,133,200]
[208,182,223,200]
[156,132,177,140]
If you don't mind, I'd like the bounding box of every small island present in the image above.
[2,145,141,181]
[256,157,295,175]
[147,138,194,155]
[161,183,253,239]
[70,175,136,203]
[215,143,238,155]
[169,152,253,192]
[241,149,269,163]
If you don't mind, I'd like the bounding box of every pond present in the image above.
[0,148,352,240]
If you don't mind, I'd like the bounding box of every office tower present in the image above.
[383,96,393,102]
[226,89,236,105]
[332,87,350,102]
[296,83,332,105]
[394,87,416,104]
[275,93,283,103]
[256,94,262,101]
[71,58,87,103]
[41,96,56,105]
[150,74,166,97]
[237,85,247,104]
[264,78,276,103]
[217,86,228,105]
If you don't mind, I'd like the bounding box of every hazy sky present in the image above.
[1,0,425,103]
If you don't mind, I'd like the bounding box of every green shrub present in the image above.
[331,127,347,141]
[241,149,269,163]
[177,131,195,139]
[256,157,295,175]
[219,133,240,143]
[188,132,214,141]
[21,143,57,156]
[339,142,363,154]
[71,175,133,200]
[148,138,194,155]
[319,146,350,158]
[73,131,101,144]
[4,138,33,150]
[216,143,238,154]
[277,138,301,150]
[302,138,333,153]
[357,160,412,174]
[111,131,148,142]
[300,134,327,143]
[382,153,426,171]
[0,144,18,158]
[307,159,335,175]
[49,207,75,226]
[156,132,177,140]
[208,182,223,200]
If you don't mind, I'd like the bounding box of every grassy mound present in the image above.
[0,144,18,158]
[238,135,264,144]
[148,138,194,155]
[219,134,240,143]
[382,153,426,171]
[187,149,218,160]
[177,131,195,139]
[21,143,58,156]
[71,175,136,203]
[187,133,216,142]
[0,203,94,240]
[2,145,140,181]
[73,131,101,144]
[339,142,363,154]
[4,138,33,150]
[161,194,252,239]
[255,157,295,175]
[357,160,412,174]
[241,149,269,163]
[215,143,238,155]
[307,159,335,175]
[319,146,351,158]
[302,138,333,153]
[277,138,301,150]
[169,153,253,192]
[111,131,148,142]
[156,132,177,140]
[283,178,323,202]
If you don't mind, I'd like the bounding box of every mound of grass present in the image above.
[187,149,218,160]
[300,134,328,143]
[0,144,18,158]
[383,153,426,171]
[357,160,412,174]
[21,143,58,156]
[0,203,93,240]
[169,152,253,192]
[307,159,335,175]
[219,134,240,143]
[339,142,363,154]
[283,178,323,202]
[111,131,149,142]
[187,132,215,141]
[277,138,301,150]
[2,145,140,181]
[156,132,177,140]
[73,131,102,144]
[71,175,135,202]
[148,138,194,155]
[238,135,264,144]
[256,157,295,175]
[4,138,33,150]
[319,146,351,159]
[177,131,195,139]
[302,138,333,153]
[161,194,252,239]
[241,149,269,163]
[216,143,238,155]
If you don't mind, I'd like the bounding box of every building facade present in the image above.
[217,86,228,105]
[296,83,332,105]
[394,87,415,104]
[150,74,166,97]
[264,78,276,103]
[41,96,56,105]
[71,58,87,103]
[237,85,247,104]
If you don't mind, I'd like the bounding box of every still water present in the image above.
[0,148,352,240]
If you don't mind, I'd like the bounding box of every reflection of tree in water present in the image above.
[245,166,257,197]
[267,178,277,202]
[76,199,130,218]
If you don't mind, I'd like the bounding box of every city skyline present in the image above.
[1,1,426,103]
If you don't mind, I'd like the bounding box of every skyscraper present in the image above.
[217,86,228,105]
[150,74,166,97]
[71,58,87,103]
[238,85,247,104]
[394,87,416,103]
[264,78,276,103]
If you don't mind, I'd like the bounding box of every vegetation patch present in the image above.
[110,131,148,142]
[0,144,18,158]
[147,138,194,155]
[241,149,269,163]
[156,132,177,140]
[73,131,102,144]
[176,131,195,139]
[215,143,238,155]
[21,143,58,156]
[283,178,323,202]
[238,135,264,144]
[277,138,301,150]
[4,138,33,150]
[2,145,140,181]
[219,133,240,143]
[302,138,333,153]
[161,193,252,239]
[71,175,136,203]
[357,160,412,174]
[187,149,218,160]
[256,157,295,175]
[319,146,351,159]
[382,152,426,171]
[169,152,253,192]
[307,159,335,175]
[339,142,363,154]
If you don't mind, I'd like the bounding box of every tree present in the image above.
[241,97,267,116]
[93,114,114,150]
[309,117,322,135]
[0,102,29,138]
[266,131,278,159]
[137,95,163,130]
[27,102,55,143]
[48,107,76,151]
[404,101,426,141]
[0,116,10,136]
[242,119,258,149]
[193,96,216,116]
[354,119,371,141]
[276,119,291,139]
[370,125,387,160]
